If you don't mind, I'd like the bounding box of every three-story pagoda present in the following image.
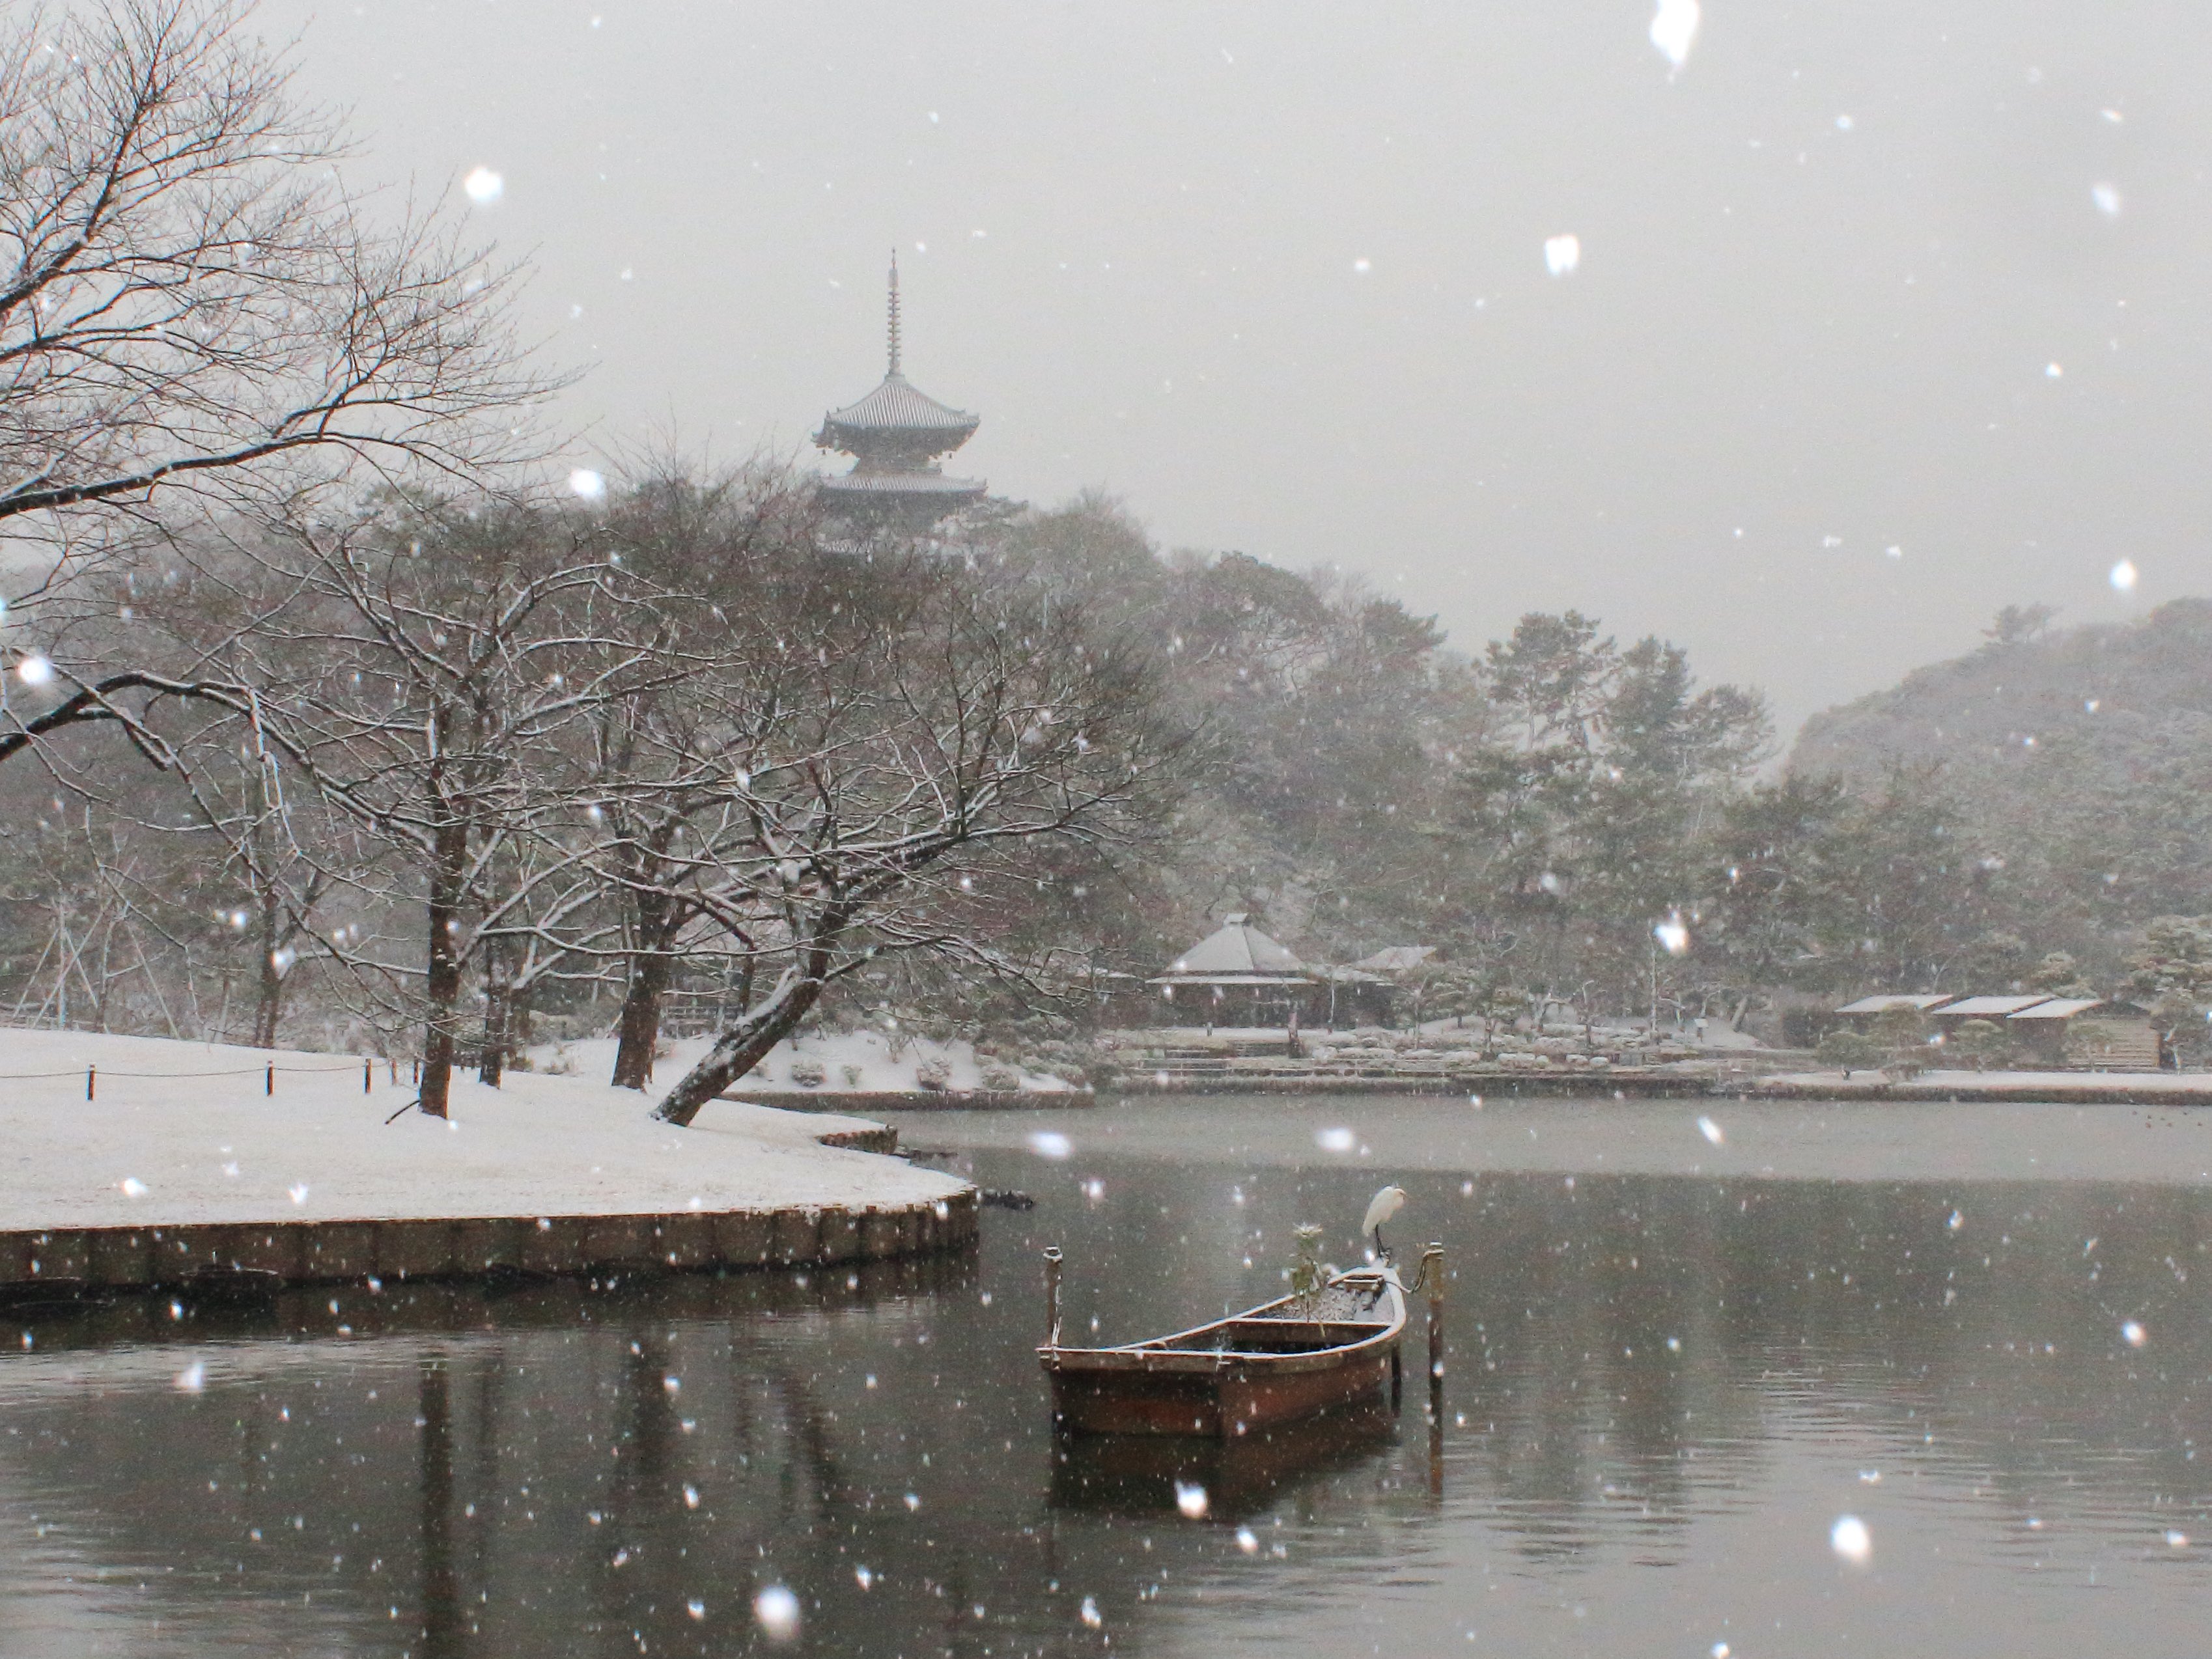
[813,255,985,540]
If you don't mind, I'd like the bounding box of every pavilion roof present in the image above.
[1158,913,1309,979]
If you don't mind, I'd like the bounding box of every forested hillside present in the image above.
[1786,599,2212,985]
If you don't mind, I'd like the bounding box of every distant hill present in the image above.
[1791,598,2212,783]
[1787,598,2212,975]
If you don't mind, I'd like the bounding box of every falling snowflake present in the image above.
[568,468,608,501]
[2092,182,2122,218]
[463,167,505,205]
[173,1361,207,1393]
[1028,1132,1072,1159]
[1236,1527,1259,1554]
[2110,559,2139,592]
[1696,1116,1724,1146]
[2122,1319,2146,1348]
[1831,1514,1872,1565]
[1649,0,1700,68]
[1543,234,1581,277]
[1315,1126,1356,1153]
[754,1585,800,1641]
[119,1177,147,1197]
[1655,915,1690,955]
[16,654,54,686]
[1175,1481,1209,1518]
[1080,1596,1104,1629]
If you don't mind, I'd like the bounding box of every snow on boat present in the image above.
[1038,1261,1407,1440]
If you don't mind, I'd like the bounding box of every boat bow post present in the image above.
[1043,1246,1064,1350]
[1418,1242,1446,1405]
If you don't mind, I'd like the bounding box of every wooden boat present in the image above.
[1039,1263,1407,1440]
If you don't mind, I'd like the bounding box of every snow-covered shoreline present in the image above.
[0,1028,967,1235]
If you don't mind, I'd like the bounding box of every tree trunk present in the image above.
[477,934,510,1087]
[654,921,845,1126]
[251,878,284,1050]
[611,889,679,1091]
[419,818,469,1119]
[611,949,672,1089]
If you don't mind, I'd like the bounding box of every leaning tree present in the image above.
[633,544,1186,1126]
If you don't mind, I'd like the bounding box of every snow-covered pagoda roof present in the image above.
[1151,914,1313,983]
[813,255,981,466]
[820,372,980,439]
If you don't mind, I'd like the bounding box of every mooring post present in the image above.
[363,1059,372,1094]
[1043,1247,1063,1349]
[86,1066,94,1102]
[1423,1242,1446,1396]
[265,1063,274,1096]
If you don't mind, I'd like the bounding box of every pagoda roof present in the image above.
[822,372,979,436]
[819,471,986,497]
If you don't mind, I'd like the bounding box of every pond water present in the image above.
[4,1093,2212,1657]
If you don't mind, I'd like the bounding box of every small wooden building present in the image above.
[1149,915,1321,1028]
[1833,994,1957,1027]
[2006,999,2161,1070]
[1147,919,1418,1029]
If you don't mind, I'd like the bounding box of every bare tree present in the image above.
[0,0,557,769]
[643,549,1184,1126]
[197,494,663,1116]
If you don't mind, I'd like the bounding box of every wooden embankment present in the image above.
[0,1189,978,1297]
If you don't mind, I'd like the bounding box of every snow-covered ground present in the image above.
[0,1028,965,1233]
[529,1029,1076,1094]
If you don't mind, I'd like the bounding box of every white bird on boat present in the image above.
[1363,1184,1408,1262]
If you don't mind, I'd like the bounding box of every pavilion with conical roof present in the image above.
[813,255,985,539]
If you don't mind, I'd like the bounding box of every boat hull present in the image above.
[1048,1348,1397,1438]
[1040,1270,1406,1440]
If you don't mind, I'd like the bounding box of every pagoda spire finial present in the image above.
[886,249,902,378]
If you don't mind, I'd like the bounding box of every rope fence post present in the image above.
[87,1066,94,1102]
[363,1059,372,1094]
[265,1063,273,1096]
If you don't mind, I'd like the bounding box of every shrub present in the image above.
[914,1057,953,1091]
[789,1057,827,1088]
[979,1064,1020,1093]
[841,1063,865,1088]
[1946,1018,2012,1071]
[1815,1029,1883,1077]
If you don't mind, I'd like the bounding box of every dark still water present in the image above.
[6,1094,2212,1658]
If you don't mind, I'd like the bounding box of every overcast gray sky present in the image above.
[294,1,2212,737]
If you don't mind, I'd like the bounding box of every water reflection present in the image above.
[1,1109,2211,1655]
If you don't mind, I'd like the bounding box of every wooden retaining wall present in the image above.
[0,1187,978,1295]
[1103,1071,1724,1098]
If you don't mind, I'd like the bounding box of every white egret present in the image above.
[1363,1184,1408,1261]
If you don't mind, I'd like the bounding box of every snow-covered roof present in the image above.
[2006,998,2105,1022]
[1936,995,2054,1018]
[1835,994,1957,1015]
[1349,945,1436,975]
[820,372,980,436]
[1157,913,1310,979]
